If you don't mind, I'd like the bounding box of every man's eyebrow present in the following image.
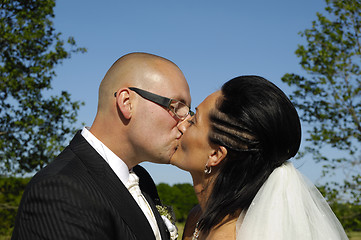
[172,95,190,106]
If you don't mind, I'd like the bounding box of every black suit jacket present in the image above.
[12,132,170,240]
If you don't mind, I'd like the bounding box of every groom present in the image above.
[12,52,192,240]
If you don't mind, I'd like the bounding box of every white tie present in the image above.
[126,171,161,240]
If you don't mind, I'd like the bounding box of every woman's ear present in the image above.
[115,88,132,119]
[208,146,227,167]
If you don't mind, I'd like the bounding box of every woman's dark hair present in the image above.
[198,75,301,235]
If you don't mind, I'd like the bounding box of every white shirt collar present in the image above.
[81,127,129,185]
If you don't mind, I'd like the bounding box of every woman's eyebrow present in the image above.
[194,107,199,122]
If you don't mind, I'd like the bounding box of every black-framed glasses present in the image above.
[114,87,194,120]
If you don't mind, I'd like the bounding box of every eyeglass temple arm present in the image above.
[128,87,172,107]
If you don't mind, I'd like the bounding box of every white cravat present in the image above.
[126,171,161,240]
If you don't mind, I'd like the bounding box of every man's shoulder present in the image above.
[32,131,92,181]
[32,146,80,180]
[23,145,103,204]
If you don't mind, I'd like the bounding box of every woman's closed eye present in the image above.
[187,116,196,126]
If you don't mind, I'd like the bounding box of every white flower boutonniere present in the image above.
[156,205,178,240]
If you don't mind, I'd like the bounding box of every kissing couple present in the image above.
[12,52,348,240]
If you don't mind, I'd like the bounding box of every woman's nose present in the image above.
[177,115,191,135]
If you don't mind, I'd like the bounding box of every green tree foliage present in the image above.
[0,177,30,236]
[157,183,198,222]
[319,185,361,231]
[0,0,86,175]
[282,0,360,201]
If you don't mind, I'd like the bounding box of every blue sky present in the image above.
[52,0,330,185]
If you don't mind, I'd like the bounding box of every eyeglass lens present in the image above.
[170,100,190,119]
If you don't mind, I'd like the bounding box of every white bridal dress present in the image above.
[236,162,349,240]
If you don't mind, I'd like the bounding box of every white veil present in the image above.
[236,162,349,240]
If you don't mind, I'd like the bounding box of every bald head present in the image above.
[90,52,191,167]
[97,52,184,113]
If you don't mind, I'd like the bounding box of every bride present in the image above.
[170,75,348,240]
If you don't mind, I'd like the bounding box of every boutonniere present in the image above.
[156,205,178,240]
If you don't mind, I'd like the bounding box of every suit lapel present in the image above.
[69,132,155,240]
[142,191,170,240]
[134,165,170,240]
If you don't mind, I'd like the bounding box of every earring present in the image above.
[204,165,212,174]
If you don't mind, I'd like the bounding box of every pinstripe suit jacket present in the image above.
[12,132,170,240]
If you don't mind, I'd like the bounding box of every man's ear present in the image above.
[208,146,228,167]
[115,88,132,119]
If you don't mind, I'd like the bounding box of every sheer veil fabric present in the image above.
[236,162,348,240]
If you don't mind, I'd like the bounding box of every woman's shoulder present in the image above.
[206,217,238,240]
[183,205,239,240]
[182,204,202,240]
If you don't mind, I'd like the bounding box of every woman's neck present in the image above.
[191,171,216,210]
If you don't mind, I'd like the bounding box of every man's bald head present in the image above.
[89,52,191,167]
[97,52,182,113]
